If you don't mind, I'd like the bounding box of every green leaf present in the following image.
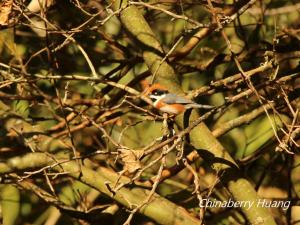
[12,100,29,118]
[1,185,20,225]
[241,114,290,157]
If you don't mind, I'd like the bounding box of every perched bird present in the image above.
[142,82,214,115]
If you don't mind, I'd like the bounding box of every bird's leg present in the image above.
[162,113,176,139]
[162,113,170,138]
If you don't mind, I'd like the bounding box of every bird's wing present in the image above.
[164,93,215,109]
[163,93,194,104]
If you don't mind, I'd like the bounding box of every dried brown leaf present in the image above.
[0,0,13,26]
[119,148,143,173]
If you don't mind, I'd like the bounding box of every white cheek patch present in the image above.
[149,94,166,107]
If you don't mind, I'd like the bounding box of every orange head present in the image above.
[140,80,168,95]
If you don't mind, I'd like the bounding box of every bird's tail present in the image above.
[186,103,215,109]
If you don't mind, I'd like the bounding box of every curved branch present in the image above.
[0,153,200,225]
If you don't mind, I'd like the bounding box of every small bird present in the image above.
[143,82,214,115]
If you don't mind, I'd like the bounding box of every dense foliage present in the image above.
[0,0,299,224]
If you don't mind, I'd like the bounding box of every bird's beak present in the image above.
[149,95,158,103]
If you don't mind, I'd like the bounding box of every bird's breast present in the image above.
[155,101,186,114]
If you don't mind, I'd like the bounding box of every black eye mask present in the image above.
[151,89,169,96]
